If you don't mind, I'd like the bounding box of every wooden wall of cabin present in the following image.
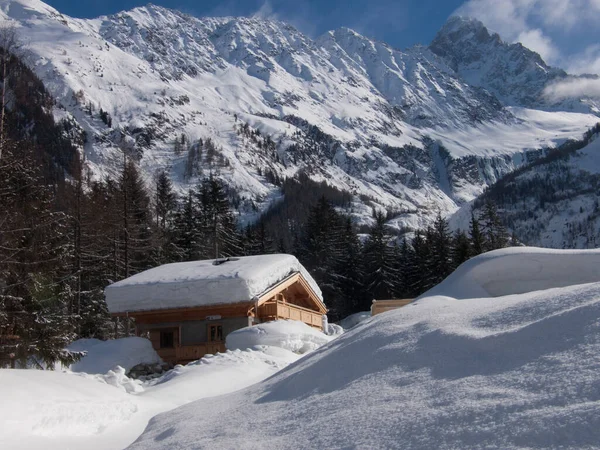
[137,316,251,347]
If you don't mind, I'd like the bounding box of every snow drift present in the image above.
[0,346,303,450]
[226,320,335,354]
[68,337,162,374]
[0,369,156,450]
[419,246,600,299]
[130,247,600,449]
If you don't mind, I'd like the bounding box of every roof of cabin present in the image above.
[104,254,323,313]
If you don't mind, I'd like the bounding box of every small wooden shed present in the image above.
[371,299,413,316]
[104,254,326,364]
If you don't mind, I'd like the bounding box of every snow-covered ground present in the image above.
[129,247,600,449]
[226,320,335,354]
[68,337,162,374]
[4,248,600,449]
[0,321,334,449]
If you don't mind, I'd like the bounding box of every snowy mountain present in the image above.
[430,16,600,114]
[1,0,599,231]
[451,125,600,249]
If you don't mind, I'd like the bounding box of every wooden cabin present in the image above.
[371,298,413,316]
[104,254,326,364]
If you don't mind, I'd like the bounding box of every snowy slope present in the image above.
[1,0,598,230]
[450,128,600,248]
[130,247,600,449]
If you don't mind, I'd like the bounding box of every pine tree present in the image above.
[172,190,200,261]
[481,201,508,251]
[407,230,430,297]
[331,217,364,319]
[197,177,240,258]
[469,212,485,256]
[396,237,412,298]
[362,211,398,305]
[452,229,471,269]
[0,138,82,367]
[429,212,454,285]
[155,169,176,230]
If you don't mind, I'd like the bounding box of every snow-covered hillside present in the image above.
[1,0,598,230]
[130,247,600,449]
[451,126,600,248]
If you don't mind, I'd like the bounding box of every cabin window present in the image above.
[160,330,175,348]
[208,324,223,342]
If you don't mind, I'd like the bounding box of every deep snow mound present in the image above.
[225,320,334,354]
[0,369,155,450]
[419,246,600,300]
[337,311,371,330]
[68,337,161,374]
[130,263,600,448]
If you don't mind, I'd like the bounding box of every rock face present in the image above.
[1,0,599,231]
[430,16,599,114]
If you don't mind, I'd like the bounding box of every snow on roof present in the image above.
[104,254,323,313]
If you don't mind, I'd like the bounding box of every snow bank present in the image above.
[0,346,301,450]
[68,337,161,374]
[337,311,371,330]
[105,254,323,313]
[130,248,600,449]
[226,320,334,354]
[0,369,157,450]
[78,366,144,394]
[139,347,300,406]
[419,246,600,300]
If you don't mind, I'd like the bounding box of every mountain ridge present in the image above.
[1,0,598,233]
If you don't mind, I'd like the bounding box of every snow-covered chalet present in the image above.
[104,254,327,363]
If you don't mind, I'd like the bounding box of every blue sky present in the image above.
[44,0,464,49]
[44,0,600,76]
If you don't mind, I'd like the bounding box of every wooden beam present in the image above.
[256,273,301,305]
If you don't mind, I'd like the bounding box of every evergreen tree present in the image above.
[429,212,453,285]
[452,230,471,269]
[197,177,240,258]
[481,201,508,251]
[0,138,82,367]
[155,169,176,230]
[331,217,364,319]
[172,190,200,261]
[362,211,398,305]
[406,230,430,297]
[469,212,485,256]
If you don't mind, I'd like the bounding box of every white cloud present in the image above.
[252,1,277,20]
[516,28,559,62]
[543,77,600,100]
